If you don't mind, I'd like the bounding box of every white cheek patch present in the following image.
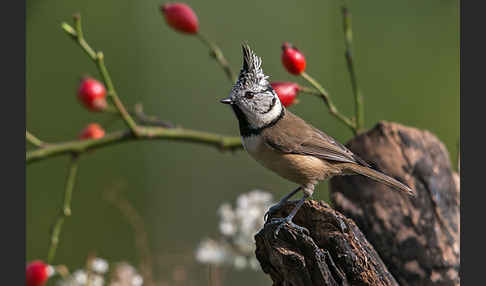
[244,99,282,129]
[260,99,283,124]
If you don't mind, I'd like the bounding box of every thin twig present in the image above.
[133,103,175,128]
[300,72,357,134]
[197,33,236,83]
[27,127,243,164]
[298,86,320,96]
[341,1,364,132]
[26,131,46,147]
[104,103,176,128]
[104,187,155,286]
[47,155,80,264]
[84,253,96,286]
[62,15,141,136]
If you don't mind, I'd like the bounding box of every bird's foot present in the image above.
[264,200,297,222]
[269,217,309,238]
[264,203,282,222]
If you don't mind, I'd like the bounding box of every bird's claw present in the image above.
[264,200,299,222]
[264,203,283,222]
[269,217,309,238]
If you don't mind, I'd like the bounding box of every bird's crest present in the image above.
[233,43,269,91]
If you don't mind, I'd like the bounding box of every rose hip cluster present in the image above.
[76,77,107,140]
[270,43,307,107]
[270,42,307,107]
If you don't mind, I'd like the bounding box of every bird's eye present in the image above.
[244,91,254,99]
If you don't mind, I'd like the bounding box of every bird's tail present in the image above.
[340,163,415,197]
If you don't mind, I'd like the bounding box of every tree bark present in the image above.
[255,200,398,286]
[330,121,460,286]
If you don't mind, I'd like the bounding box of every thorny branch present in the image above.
[27,127,243,164]
[26,14,243,165]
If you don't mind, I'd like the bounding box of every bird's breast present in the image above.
[241,135,340,185]
[241,135,262,155]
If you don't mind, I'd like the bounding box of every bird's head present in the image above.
[220,44,283,129]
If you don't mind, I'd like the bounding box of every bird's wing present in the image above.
[261,110,370,167]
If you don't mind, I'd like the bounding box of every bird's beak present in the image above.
[220,97,233,105]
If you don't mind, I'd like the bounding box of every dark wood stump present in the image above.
[254,121,459,285]
[330,121,460,286]
[255,200,398,286]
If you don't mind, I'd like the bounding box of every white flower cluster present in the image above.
[57,257,143,286]
[109,262,144,286]
[58,269,105,286]
[195,190,274,270]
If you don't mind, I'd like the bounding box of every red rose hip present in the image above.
[26,260,49,286]
[271,82,300,107]
[78,77,107,112]
[281,42,306,75]
[161,3,199,34]
[79,123,105,140]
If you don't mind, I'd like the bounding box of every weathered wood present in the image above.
[255,200,398,286]
[330,121,460,286]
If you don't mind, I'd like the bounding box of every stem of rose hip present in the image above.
[62,15,142,137]
[47,154,80,264]
[196,33,236,83]
[300,72,357,134]
[96,52,141,135]
[297,86,320,96]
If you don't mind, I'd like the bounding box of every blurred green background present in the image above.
[26,0,459,285]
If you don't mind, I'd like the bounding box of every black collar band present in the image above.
[233,105,285,137]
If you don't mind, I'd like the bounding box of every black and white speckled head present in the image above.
[221,44,283,133]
